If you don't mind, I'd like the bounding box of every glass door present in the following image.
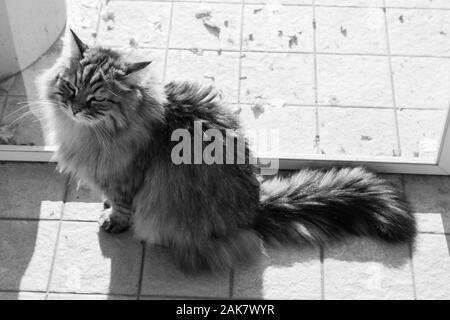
[1,0,450,175]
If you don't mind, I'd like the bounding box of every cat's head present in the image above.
[48,30,152,128]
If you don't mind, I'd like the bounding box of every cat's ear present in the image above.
[70,29,88,57]
[125,61,152,75]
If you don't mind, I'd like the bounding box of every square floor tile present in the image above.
[165,49,240,102]
[387,9,450,56]
[318,107,399,157]
[397,109,446,159]
[415,213,446,234]
[413,233,450,299]
[244,0,312,4]
[0,221,59,291]
[63,180,104,222]
[50,222,142,295]
[0,163,65,219]
[170,3,242,51]
[67,0,101,45]
[141,245,230,298]
[324,239,414,299]
[392,57,450,110]
[316,0,382,5]
[47,293,135,300]
[243,5,313,52]
[239,105,317,155]
[97,1,172,48]
[316,7,386,54]
[386,0,450,8]
[317,55,392,107]
[233,246,321,299]
[241,52,315,104]
[403,175,450,234]
[1,96,46,147]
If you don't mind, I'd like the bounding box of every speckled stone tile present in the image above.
[316,7,386,54]
[0,221,59,291]
[240,52,314,105]
[413,233,450,299]
[67,0,101,45]
[1,96,46,147]
[244,0,312,4]
[0,163,65,219]
[50,222,142,295]
[386,0,450,8]
[97,1,172,48]
[47,293,136,300]
[239,105,317,156]
[233,246,321,299]
[243,5,313,52]
[0,291,46,300]
[318,107,399,157]
[403,175,450,233]
[63,180,104,222]
[415,213,446,234]
[316,0,382,5]
[387,9,450,56]
[324,239,414,299]
[8,40,64,98]
[170,3,242,51]
[392,57,450,110]
[317,55,392,107]
[397,109,446,159]
[165,49,240,102]
[141,245,230,298]
[180,0,242,3]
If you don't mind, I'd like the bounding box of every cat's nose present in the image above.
[71,106,82,115]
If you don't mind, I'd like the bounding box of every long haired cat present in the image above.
[38,30,416,273]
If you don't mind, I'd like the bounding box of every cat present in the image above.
[38,30,416,274]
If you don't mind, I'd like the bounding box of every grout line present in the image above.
[237,0,245,106]
[320,245,325,300]
[137,242,147,300]
[3,93,445,110]
[382,3,402,157]
[162,0,176,82]
[312,0,320,154]
[228,268,234,299]
[109,0,450,11]
[408,243,418,300]
[107,44,450,60]
[93,0,104,46]
[44,175,71,300]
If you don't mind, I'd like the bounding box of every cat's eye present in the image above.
[60,78,76,97]
[88,96,107,104]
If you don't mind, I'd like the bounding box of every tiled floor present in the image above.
[1,0,450,158]
[0,0,450,300]
[0,162,449,300]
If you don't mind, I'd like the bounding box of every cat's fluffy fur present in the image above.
[38,31,416,273]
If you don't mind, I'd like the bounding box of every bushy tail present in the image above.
[255,167,416,246]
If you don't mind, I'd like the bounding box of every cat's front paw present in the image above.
[99,209,130,233]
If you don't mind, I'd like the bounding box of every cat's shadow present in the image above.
[98,228,412,299]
